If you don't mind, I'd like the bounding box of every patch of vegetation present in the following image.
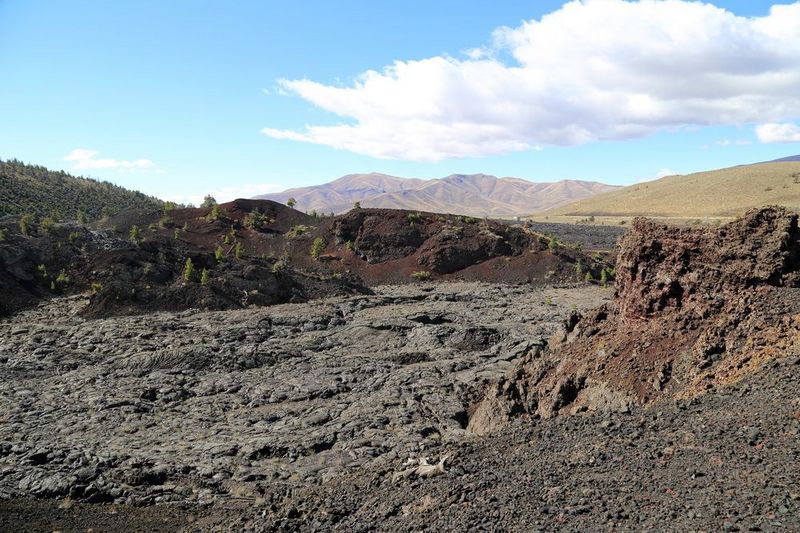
[76,210,88,224]
[201,195,217,208]
[206,204,221,222]
[200,268,210,286]
[410,270,432,281]
[129,225,141,241]
[68,231,81,243]
[286,225,310,239]
[19,214,33,236]
[547,237,559,253]
[310,237,325,260]
[0,159,163,219]
[271,259,289,273]
[183,258,195,282]
[215,245,225,262]
[234,241,244,260]
[244,210,271,230]
[407,212,421,224]
[90,282,102,294]
[287,197,296,208]
[353,201,361,209]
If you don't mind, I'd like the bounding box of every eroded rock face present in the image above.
[469,207,800,434]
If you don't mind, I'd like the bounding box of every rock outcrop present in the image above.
[469,207,800,434]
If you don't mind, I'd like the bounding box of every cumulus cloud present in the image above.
[756,122,800,143]
[262,0,800,161]
[65,148,155,171]
[165,184,283,206]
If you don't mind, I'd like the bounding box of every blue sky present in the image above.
[1,0,799,203]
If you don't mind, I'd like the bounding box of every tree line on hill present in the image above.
[0,158,164,223]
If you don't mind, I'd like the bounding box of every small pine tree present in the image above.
[600,268,609,286]
[76,210,88,224]
[19,214,33,236]
[201,195,218,208]
[584,271,594,283]
[39,217,56,233]
[183,258,195,282]
[547,237,558,253]
[215,245,225,262]
[129,225,141,241]
[234,241,244,259]
[310,237,325,260]
[287,197,297,208]
[353,201,361,210]
[0,228,6,241]
[575,260,583,277]
[206,204,220,221]
[200,268,210,286]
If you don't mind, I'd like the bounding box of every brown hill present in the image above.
[468,206,800,434]
[258,173,619,218]
[0,199,610,317]
[546,162,800,218]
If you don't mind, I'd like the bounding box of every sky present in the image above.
[1,0,799,204]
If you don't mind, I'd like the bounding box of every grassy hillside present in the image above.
[0,159,163,221]
[545,162,800,218]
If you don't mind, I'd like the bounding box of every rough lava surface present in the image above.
[469,206,800,433]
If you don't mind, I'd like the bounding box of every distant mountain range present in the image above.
[256,173,620,217]
[547,156,800,218]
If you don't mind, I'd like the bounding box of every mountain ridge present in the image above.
[257,173,620,217]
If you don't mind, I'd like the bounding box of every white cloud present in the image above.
[164,183,283,206]
[715,139,751,146]
[65,148,155,171]
[756,122,800,143]
[262,0,800,161]
[638,168,677,183]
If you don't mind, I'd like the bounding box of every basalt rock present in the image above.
[469,207,800,433]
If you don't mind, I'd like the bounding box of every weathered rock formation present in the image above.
[469,207,800,434]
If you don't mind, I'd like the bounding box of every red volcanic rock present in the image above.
[469,207,800,434]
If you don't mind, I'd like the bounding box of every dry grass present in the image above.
[543,162,800,218]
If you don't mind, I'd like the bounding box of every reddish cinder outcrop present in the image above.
[469,207,800,434]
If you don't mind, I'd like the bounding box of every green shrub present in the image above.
[271,259,289,273]
[129,225,141,241]
[410,270,432,281]
[584,271,594,282]
[353,201,361,210]
[201,195,217,208]
[547,237,558,252]
[310,237,325,260]
[407,212,421,224]
[286,225,309,239]
[90,282,102,294]
[0,228,6,241]
[68,231,81,243]
[183,258,195,282]
[287,197,296,208]
[200,268,210,286]
[55,270,70,285]
[19,214,33,236]
[244,210,270,230]
[36,264,48,278]
[234,241,244,259]
[344,240,354,251]
[76,210,88,224]
[206,204,220,221]
[215,245,225,262]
